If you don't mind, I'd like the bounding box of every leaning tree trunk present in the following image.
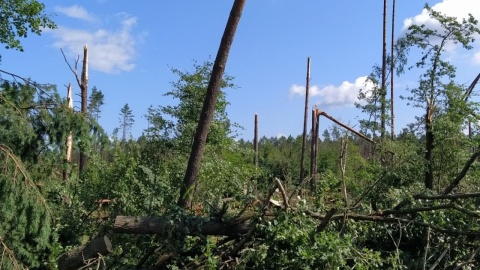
[177,0,246,209]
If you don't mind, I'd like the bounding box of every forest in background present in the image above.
[2,0,480,269]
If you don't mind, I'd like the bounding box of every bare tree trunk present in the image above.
[177,0,246,209]
[79,45,88,172]
[381,0,388,139]
[299,57,311,185]
[63,84,73,182]
[390,0,396,140]
[254,113,258,167]
[310,109,317,191]
[425,101,434,189]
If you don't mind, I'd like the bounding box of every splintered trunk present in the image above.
[63,84,73,182]
[425,103,434,189]
[380,0,388,139]
[79,45,88,172]
[299,57,311,185]
[177,0,246,209]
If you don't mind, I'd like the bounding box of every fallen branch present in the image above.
[443,150,480,195]
[307,212,480,237]
[414,192,480,200]
[113,215,251,236]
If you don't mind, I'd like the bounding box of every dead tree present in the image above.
[61,45,89,172]
[310,108,319,191]
[299,57,311,185]
[254,113,259,168]
[178,0,246,209]
[63,83,73,182]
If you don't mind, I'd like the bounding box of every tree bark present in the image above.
[299,57,311,185]
[381,0,388,139]
[79,45,88,172]
[425,102,434,189]
[113,215,251,236]
[58,235,112,270]
[63,83,73,182]
[178,0,246,209]
[254,113,258,167]
[390,0,396,140]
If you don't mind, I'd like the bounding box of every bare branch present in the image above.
[443,150,480,195]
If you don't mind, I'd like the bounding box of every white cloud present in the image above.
[54,5,98,23]
[49,13,141,73]
[402,0,480,65]
[289,76,375,108]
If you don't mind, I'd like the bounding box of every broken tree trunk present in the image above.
[254,113,258,167]
[299,57,311,185]
[114,215,251,236]
[178,0,246,209]
[63,83,73,182]
[79,45,88,172]
[318,110,375,145]
[58,235,112,270]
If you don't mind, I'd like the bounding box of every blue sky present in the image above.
[2,0,480,140]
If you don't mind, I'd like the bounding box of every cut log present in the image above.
[114,215,251,236]
[58,235,112,270]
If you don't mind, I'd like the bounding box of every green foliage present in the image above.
[161,60,237,151]
[88,86,105,121]
[118,103,134,142]
[0,0,56,58]
[0,145,57,269]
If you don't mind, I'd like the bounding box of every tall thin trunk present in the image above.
[79,45,88,172]
[299,57,311,185]
[380,0,388,139]
[425,101,434,189]
[390,0,396,140]
[177,0,246,209]
[253,113,258,168]
[309,109,317,191]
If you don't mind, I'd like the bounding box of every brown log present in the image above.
[114,215,251,236]
[58,235,112,270]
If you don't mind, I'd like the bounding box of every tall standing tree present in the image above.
[119,103,135,142]
[88,86,105,122]
[380,0,388,139]
[398,4,480,189]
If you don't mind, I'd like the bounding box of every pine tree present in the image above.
[119,103,135,142]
